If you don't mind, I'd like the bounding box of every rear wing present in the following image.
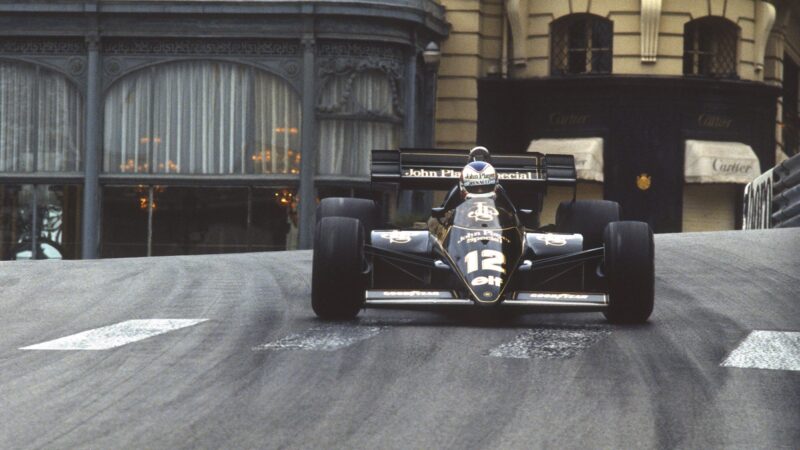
[371,148,576,190]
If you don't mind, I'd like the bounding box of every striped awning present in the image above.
[526,137,604,182]
[685,140,761,184]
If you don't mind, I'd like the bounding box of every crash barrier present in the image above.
[743,152,800,229]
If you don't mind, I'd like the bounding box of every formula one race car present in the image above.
[312,147,654,323]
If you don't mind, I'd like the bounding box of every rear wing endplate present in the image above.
[371,148,576,190]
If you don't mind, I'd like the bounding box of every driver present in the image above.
[437,147,501,213]
[460,160,498,197]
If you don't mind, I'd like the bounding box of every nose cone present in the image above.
[440,197,524,305]
[464,270,505,304]
[448,234,510,304]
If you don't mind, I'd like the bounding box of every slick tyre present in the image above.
[555,200,620,250]
[317,197,380,236]
[602,221,654,324]
[311,216,367,319]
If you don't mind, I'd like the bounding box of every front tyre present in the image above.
[602,221,654,324]
[312,217,367,319]
[317,197,380,236]
[555,200,620,250]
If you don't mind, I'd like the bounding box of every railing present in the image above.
[743,152,800,229]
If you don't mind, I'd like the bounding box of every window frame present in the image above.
[101,59,303,177]
[682,16,740,79]
[316,68,404,177]
[550,14,614,76]
[0,60,85,174]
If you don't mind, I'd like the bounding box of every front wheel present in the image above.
[311,216,367,319]
[555,200,620,250]
[317,197,380,237]
[602,221,654,324]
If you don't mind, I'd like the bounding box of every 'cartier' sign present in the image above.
[697,114,733,129]
[549,113,590,126]
[712,158,753,174]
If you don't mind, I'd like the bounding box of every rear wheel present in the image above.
[317,197,380,236]
[311,216,367,319]
[602,221,654,323]
[556,200,620,250]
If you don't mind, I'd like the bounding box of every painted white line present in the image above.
[20,319,209,350]
[487,326,612,359]
[254,324,386,352]
[721,330,800,372]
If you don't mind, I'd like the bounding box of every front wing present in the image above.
[365,289,608,312]
[364,244,607,312]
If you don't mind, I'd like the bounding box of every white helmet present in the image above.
[469,146,491,163]
[460,161,498,195]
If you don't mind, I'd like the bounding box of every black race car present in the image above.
[312,147,654,323]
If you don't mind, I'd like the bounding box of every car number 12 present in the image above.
[464,250,506,274]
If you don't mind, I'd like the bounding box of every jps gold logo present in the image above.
[379,230,412,244]
[536,234,567,246]
[636,173,651,191]
[467,202,499,222]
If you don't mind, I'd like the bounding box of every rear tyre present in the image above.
[317,197,380,236]
[602,221,654,324]
[312,217,367,319]
[555,200,620,249]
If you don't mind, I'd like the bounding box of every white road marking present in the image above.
[487,326,612,359]
[721,330,800,371]
[20,319,208,350]
[254,324,386,352]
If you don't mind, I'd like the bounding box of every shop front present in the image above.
[477,76,779,232]
[0,1,447,259]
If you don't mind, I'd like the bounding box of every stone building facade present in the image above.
[0,0,447,260]
[434,0,800,232]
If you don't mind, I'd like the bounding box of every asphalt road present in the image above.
[1,228,798,449]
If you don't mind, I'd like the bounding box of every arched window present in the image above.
[550,14,613,75]
[317,70,403,176]
[103,61,301,175]
[683,17,739,78]
[0,61,84,172]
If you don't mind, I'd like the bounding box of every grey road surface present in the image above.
[1,229,798,449]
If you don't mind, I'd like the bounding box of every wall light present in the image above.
[422,42,441,69]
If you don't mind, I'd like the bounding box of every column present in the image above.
[81,36,101,259]
[297,35,317,249]
[404,47,417,148]
[397,48,419,216]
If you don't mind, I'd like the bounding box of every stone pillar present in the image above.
[404,46,417,148]
[754,1,777,76]
[81,36,101,259]
[297,34,317,249]
[505,0,528,66]
[640,0,662,63]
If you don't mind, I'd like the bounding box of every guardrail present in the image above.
[743,152,800,229]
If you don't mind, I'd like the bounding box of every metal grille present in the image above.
[683,18,739,78]
[550,15,612,75]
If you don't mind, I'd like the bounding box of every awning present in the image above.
[684,140,761,184]
[526,137,604,182]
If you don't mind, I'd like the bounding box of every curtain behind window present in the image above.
[104,61,301,175]
[318,71,402,176]
[0,62,83,172]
